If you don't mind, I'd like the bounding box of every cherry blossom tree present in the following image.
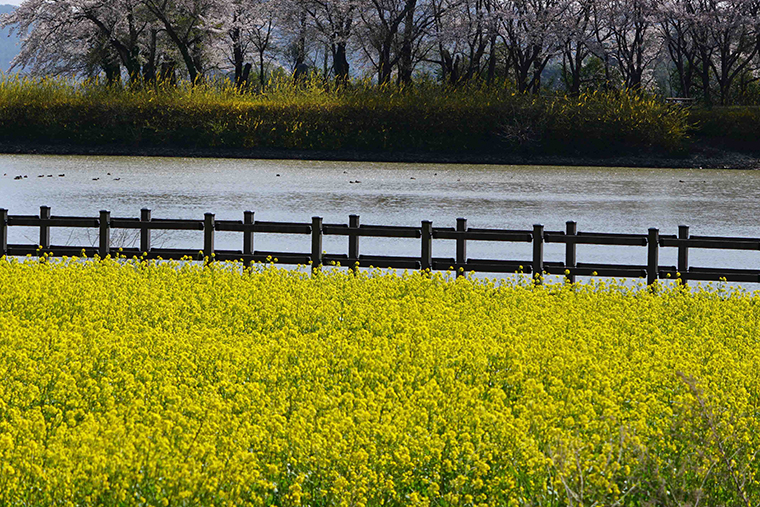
[428,0,462,83]
[210,0,279,86]
[605,0,660,90]
[141,0,220,83]
[299,0,361,82]
[431,0,502,84]
[705,0,758,104]
[497,0,568,92]
[558,0,597,93]
[2,0,152,83]
[656,0,699,97]
[357,0,431,84]
[2,0,759,99]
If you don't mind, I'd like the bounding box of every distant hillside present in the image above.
[0,5,20,73]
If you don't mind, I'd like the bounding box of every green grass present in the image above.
[0,76,692,156]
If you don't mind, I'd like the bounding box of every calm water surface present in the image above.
[2,155,760,282]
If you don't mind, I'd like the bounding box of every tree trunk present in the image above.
[378,45,393,85]
[698,46,712,106]
[102,50,121,86]
[163,23,200,82]
[398,0,417,85]
[85,13,141,84]
[241,63,252,89]
[333,41,350,83]
[231,27,245,87]
[259,50,266,88]
[296,9,307,68]
[142,29,158,85]
[486,35,497,85]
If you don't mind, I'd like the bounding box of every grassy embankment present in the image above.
[0,76,703,158]
[1,257,759,506]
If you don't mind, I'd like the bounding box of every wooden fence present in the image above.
[3,206,760,284]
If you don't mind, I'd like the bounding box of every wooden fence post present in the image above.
[421,221,433,271]
[565,221,577,283]
[0,209,7,257]
[533,224,544,283]
[204,213,215,264]
[40,205,51,251]
[456,218,467,277]
[349,214,360,272]
[647,228,659,286]
[140,208,151,254]
[99,210,110,258]
[678,225,689,286]
[243,211,254,267]
[312,216,323,271]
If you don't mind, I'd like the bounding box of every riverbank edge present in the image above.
[1,140,759,169]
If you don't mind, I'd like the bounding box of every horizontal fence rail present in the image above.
[2,207,760,284]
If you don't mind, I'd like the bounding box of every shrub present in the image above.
[0,76,691,156]
[689,106,760,153]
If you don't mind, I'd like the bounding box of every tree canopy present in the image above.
[2,0,760,103]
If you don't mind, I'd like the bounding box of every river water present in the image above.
[2,154,760,284]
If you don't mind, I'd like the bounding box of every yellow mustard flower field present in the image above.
[0,257,758,506]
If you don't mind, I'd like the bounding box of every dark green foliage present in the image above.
[0,76,693,156]
[689,107,760,153]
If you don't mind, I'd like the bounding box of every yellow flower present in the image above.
[0,258,757,506]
